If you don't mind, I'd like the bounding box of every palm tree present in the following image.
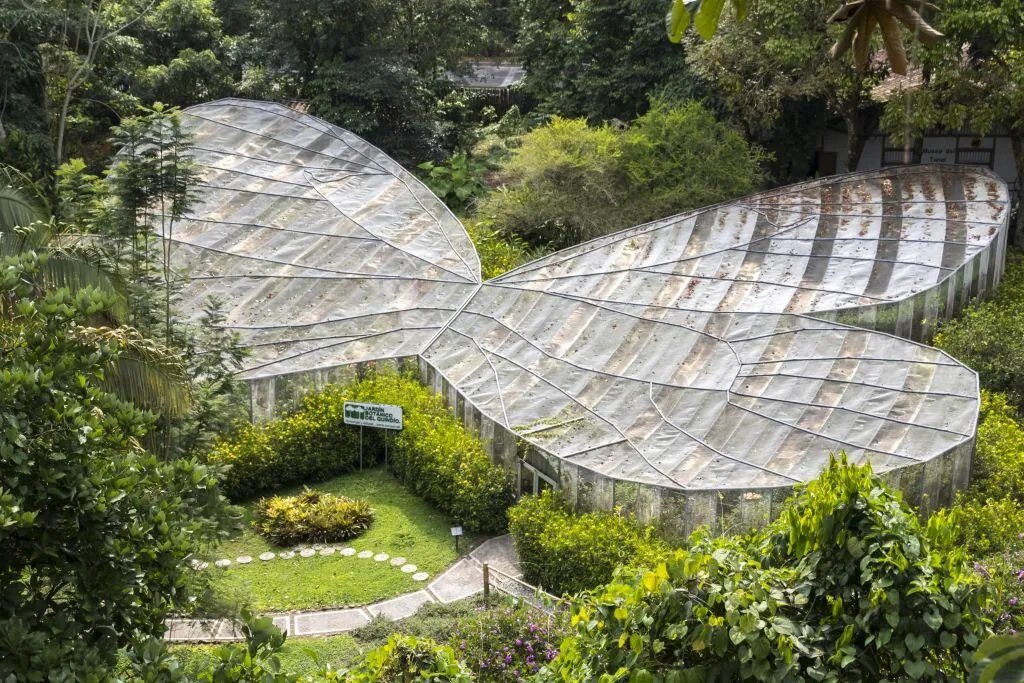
[828,0,944,76]
[0,178,191,420]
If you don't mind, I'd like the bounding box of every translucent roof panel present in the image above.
[173,99,1010,495]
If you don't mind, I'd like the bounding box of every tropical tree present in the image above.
[668,0,944,75]
[685,0,882,173]
[1,167,192,418]
[517,0,699,122]
[0,252,233,680]
[879,0,1024,242]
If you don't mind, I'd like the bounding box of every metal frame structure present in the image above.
[169,99,1011,536]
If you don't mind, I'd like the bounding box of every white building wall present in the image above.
[821,128,1018,197]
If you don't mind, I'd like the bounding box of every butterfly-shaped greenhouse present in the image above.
[172,99,1010,535]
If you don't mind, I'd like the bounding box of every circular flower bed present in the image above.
[254,489,374,545]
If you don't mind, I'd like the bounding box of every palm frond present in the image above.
[43,242,130,322]
[78,326,192,418]
[0,186,48,254]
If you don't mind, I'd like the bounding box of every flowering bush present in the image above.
[254,489,374,546]
[451,601,567,681]
[974,548,1024,635]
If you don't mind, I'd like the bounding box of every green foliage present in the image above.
[879,0,1024,235]
[934,253,1024,406]
[516,0,699,122]
[479,100,765,248]
[210,372,513,534]
[508,490,669,596]
[339,635,473,682]
[546,455,988,681]
[417,153,488,214]
[348,373,515,534]
[255,490,374,546]
[465,219,543,280]
[972,390,1024,504]
[686,0,879,177]
[972,634,1024,683]
[0,253,233,680]
[208,388,365,500]
[210,470,458,613]
[973,549,1024,636]
[450,600,567,680]
[934,390,1024,635]
[668,0,750,41]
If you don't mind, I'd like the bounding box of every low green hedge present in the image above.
[208,372,513,534]
[207,387,367,500]
[255,489,374,546]
[934,251,1024,406]
[347,373,514,535]
[508,490,668,596]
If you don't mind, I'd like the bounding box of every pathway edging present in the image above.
[165,535,525,642]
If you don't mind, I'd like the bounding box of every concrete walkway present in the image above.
[165,535,525,642]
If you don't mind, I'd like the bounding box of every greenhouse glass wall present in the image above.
[169,99,1010,536]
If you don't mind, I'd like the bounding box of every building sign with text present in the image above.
[343,402,404,430]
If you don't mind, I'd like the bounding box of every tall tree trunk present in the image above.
[843,113,865,173]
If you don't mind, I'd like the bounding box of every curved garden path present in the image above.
[165,536,534,642]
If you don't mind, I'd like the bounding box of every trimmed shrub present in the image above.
[934,252,1024,406]
[209,372,513,534]
[477,99,766,249]
[207,387,366,500]
[507,490,669,596]
[347,373,515,535]
[254,489,374,546]
[547,455,989,681]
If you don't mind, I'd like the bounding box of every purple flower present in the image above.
[1010,597,1020,606]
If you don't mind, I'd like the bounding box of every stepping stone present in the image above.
[401,564,417,573]
[215,559,231,568]
[373,553,389,562]
[278,551,295,559]
[319,547,336,556]
[341,547,356,556]
[357,550,373,559]
[312,544,324,550]
[190,559,209,571]
[259,552,275,561]
[412,572,429,582]
[390,557,407,567]
[299,548,316,558]
[236,556,252,564]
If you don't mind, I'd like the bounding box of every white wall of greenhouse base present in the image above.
[173,100,1011,539]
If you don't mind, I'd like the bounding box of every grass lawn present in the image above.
[205,468,466,612]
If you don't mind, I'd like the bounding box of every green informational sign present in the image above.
[343,401,403,430]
